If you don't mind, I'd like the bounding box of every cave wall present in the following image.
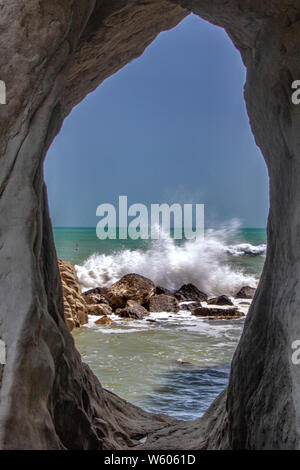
[0,0,300,449]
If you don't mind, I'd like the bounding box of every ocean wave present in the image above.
[75,227,260,296]
[226,243,266,257]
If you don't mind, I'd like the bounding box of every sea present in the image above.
[53,225,266,420]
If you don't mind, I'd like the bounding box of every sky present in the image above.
[45,14,269,228]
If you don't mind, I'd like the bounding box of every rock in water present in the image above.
[235,286,256,299]
[58,259,88,331]
[180,302,202,312]
[95,316,116,326]
[87,304,112,316]
[148,294,180,313]
[83,286,110,297]
[193,306,243,319]
[105,273,155,308]
[175,283,208,302]
[117,300,149,319]
[155,286,175,296]
[207,295,234,306]
[84,292,110,306]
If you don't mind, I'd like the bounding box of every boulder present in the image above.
[155,286,175,296]
[117,300,149,320]
[105,273,155,308]
[193,306,244,319]
[84,292,110,306]
[235,286,256,299]
[148,294,180,313]
[207,295,233,306]
[87,304,112,316]
[58,259,88,330]
[175,283,208,302]
[95,316,116,326]
[83,286,110,296]
[180,302,202,312]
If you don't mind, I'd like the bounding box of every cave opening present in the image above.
[44,13,268,422]
[2,0,299,451]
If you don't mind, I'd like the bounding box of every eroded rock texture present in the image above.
[58,259,88,331]
[0,0,300,450]
[104,273,155,309]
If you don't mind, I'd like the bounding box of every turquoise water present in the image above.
[54,227,147,266]
[54,226,266,420]
[54,227,266,277]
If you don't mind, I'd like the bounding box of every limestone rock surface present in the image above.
[58,259,88,331]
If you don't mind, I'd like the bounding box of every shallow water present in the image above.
[55,226,263,420]
[73,301,248,420]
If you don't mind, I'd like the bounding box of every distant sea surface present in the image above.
[54,226,266,420]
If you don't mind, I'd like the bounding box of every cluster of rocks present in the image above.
[58,260,256,330]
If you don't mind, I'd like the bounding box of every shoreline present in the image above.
[59,259,255,331]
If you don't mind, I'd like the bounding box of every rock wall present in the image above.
[0,0,300,449]
[58,259,88,331]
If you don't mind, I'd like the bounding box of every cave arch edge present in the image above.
[0,0,299,450]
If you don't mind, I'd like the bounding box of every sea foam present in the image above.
[75,226,262,296]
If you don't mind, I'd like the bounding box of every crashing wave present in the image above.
[75,226,260,296]
[226,243,266,257]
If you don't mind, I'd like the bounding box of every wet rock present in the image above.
[179,302,202,312]
[94,316,116,326]
[87,304,112,316]
[58,259,88,330]
[148,294,180,313]
[83,286,110,296]
[210,314,244,320]
[235,286,256,299]
[155,286,175,296]
[105,273,155,308]
[117,300,149,319]
[83,292,110,306]
[175,283,208,302]
[207,295,233,306]
[193,306,243,319]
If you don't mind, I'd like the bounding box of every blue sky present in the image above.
[45,14,269,228]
